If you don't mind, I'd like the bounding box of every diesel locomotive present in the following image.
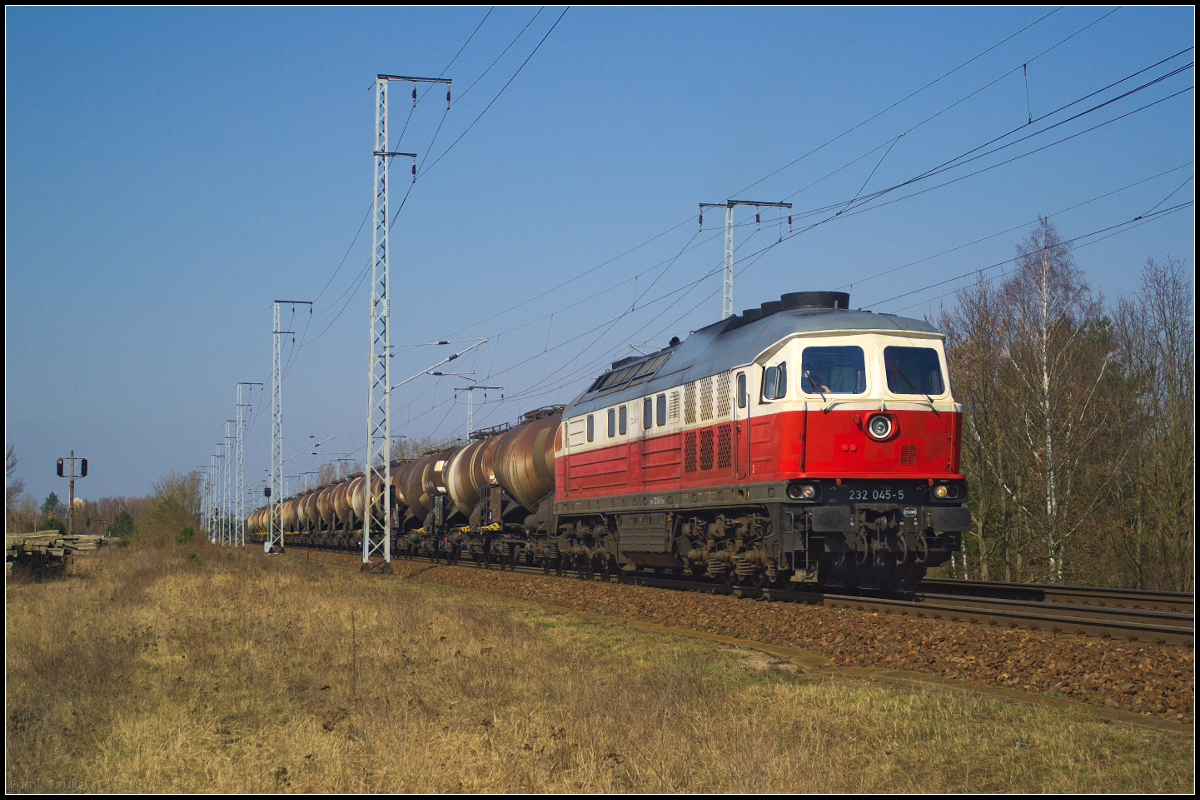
[248,291,970,589]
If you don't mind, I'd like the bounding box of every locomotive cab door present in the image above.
[734,370,750,480]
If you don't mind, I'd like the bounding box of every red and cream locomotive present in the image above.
[250,291,969,589]
[551,290,968,588]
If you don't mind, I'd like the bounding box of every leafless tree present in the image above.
[1000,217,1116,582]
[1110,257,1195,591]
[6,444,24,512]
[939,271,1017,580]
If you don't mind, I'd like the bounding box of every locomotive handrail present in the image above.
[821,399,857,412]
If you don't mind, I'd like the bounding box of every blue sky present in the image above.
[5,6,1194,509]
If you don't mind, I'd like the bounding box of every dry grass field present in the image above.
[6,541,1194,793]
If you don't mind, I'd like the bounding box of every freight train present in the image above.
[248,291,970,589]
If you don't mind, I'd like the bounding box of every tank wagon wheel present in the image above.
[874,565,908,592]
[829,562,860,590]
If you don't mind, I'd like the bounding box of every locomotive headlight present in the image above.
[787,482,819,501]
[933,483,961,500]
[867,414,893,440]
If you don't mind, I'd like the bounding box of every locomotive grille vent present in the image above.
[669,391,680,421]
[717,426,732,468]
[684,383,697,424]
[900,444,918,465]
[699,429,715,471]
[700,377,714,422]
[684,431,698,472]
[716,373,732,419]
[567,418,587,446]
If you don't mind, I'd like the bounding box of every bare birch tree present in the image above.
[1000,218,1113,583]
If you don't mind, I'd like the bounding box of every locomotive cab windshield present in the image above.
[775,334,950,402]
[800,345,866,395]
[883,345,945,396]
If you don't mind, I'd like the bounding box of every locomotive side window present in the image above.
[884,346,945,396]
[619,405,628,435]
[643,398,653,430]
[608,409,616,438]
[761,363,787,401]
[587,415,594,442]
[737,373,747,408]
[801,346,866,394]
[656,394,666,426]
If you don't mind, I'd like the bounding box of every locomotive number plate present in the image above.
[847,487,909,502]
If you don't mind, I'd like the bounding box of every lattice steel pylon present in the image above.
[210,455,219,542]
[270,301,310,553]
[205,458,216,541]
[699,200,793,319]
[213,445,226,544]
[236,383,261,548]
[224,421,235,545]
[363,74,443,573]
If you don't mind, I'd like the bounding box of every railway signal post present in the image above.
[55,451,87,536]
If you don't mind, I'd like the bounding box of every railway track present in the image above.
[267,541,1195,648]
[918,577,1194,614]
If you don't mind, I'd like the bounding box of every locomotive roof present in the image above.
[564,308,938,417]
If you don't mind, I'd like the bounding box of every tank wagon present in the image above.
[249,291,970,589]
